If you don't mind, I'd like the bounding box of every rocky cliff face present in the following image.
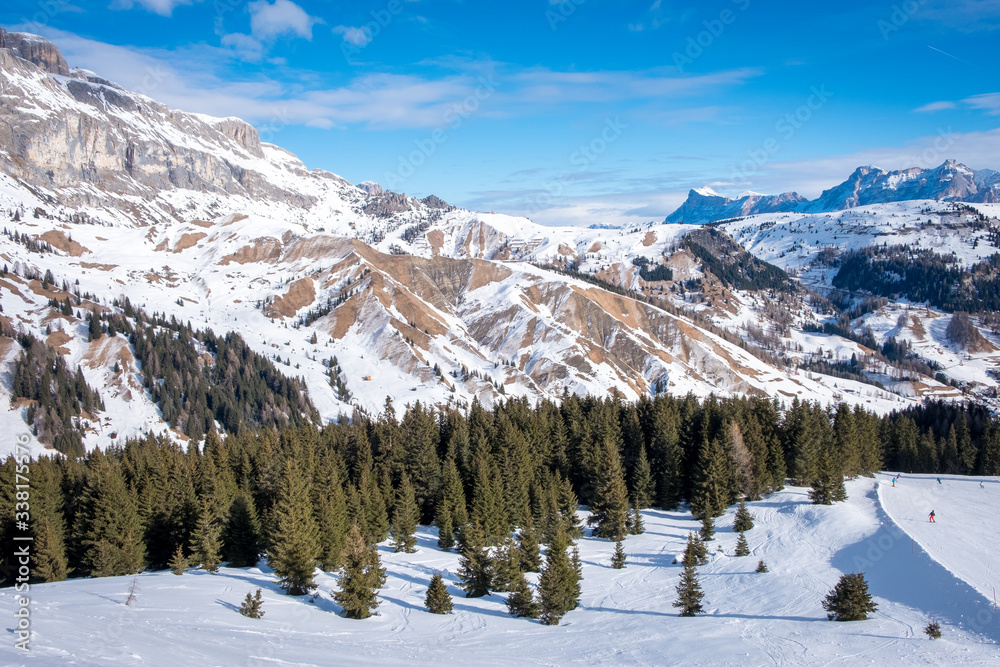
[668,160,1000,224]
[665,187,806,224]
[0,28,69,76]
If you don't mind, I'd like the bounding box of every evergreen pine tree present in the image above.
[334,524,386,619]
[492,535,521,593]
[268,458,321,595]
[76,458,146,577]
[506,571,540,619]
[556,474,584,539]
[631,444,654,510]
[733,498,754,532]
[169,544,187,575]
[190,501,223,573]
[517,517,542,573]
[682,532,709,566]
[611,540,626,569]
[588,438,631,541]
[239,588,265,619]
[425,572,454,614]
[629,498,645,535]
[538,527,579,626]
[809,447,847,505]
[390,473,419,553]
[440,457,469,527]
[925,621,942,639]
[31,464,67,583]
[690,434,730,519]
[314,461,349,572]
[734,531,750,557]
[756,559,768,573]
[823,573,877,621]
[33,514,68,583]
[699,514,715,542]
[457,521,493,598]
[223,491,262,568]
[435,499,455,551]
[673,562,705,617]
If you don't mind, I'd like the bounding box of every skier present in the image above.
[937,478,942,484]
[929,510,935,523]
[981,481,985,489]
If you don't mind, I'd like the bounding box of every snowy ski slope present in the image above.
[2,478,997,666]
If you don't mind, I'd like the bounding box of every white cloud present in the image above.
[332,25,373,48]
[914,101,957,113]
[248,0,321,41]
[964,93,1000,115]
[220,33,265,62]
[111,0,201,17]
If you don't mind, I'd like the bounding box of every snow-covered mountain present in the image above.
[665,187,808,225]
[667,161,1000,224]
[3,28,1000,458]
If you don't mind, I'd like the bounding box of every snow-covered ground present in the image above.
[2,478,997,666]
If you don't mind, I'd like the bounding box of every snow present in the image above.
[2,478,997,665]
[879,472,1000,608]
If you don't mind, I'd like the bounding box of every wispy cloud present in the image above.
[914,100,957,113]
[913,93,1000,115]
[964,93,1000,115]
[110,0,201,17]
[27,27,758,133]
[628,0,672,32]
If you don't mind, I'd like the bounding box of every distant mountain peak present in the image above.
[667,160,1000,223]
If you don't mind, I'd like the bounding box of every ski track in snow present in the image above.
[2,478,999,665]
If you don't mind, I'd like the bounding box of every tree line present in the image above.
[4,392,998,592]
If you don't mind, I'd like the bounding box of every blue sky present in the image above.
[4,0,1000,226]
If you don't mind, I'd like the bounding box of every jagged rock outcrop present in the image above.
[0,28,69,76]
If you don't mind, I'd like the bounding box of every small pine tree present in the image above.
[823,573,877,621]
[517,518,542,573]
[334,524,387,619]
[425,573,453,614]
[756,559,768,573]
[631,444,655,510]
[457,522,493,598]
[629,500,645,536]
[734,531,750,557]
[190,502,223,573]
[168,545,187,575]
[538,527,580,626]
[268,459,321,595]
[673,562,705,616]
[506,571,540,619]
[390,473,419,554]
[492,536,521,593]
[924,620,942,639]
[239,588,265,619]
[435,500,455,551]
[733,498,754,532]
[810,448,847,505]
[682,532,709,566]
[611,540,626,569]
[699,514,715,542]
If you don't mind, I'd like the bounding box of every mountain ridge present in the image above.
[668,160,1000,224]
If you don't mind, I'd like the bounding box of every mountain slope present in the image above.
[667,161,1000,224]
